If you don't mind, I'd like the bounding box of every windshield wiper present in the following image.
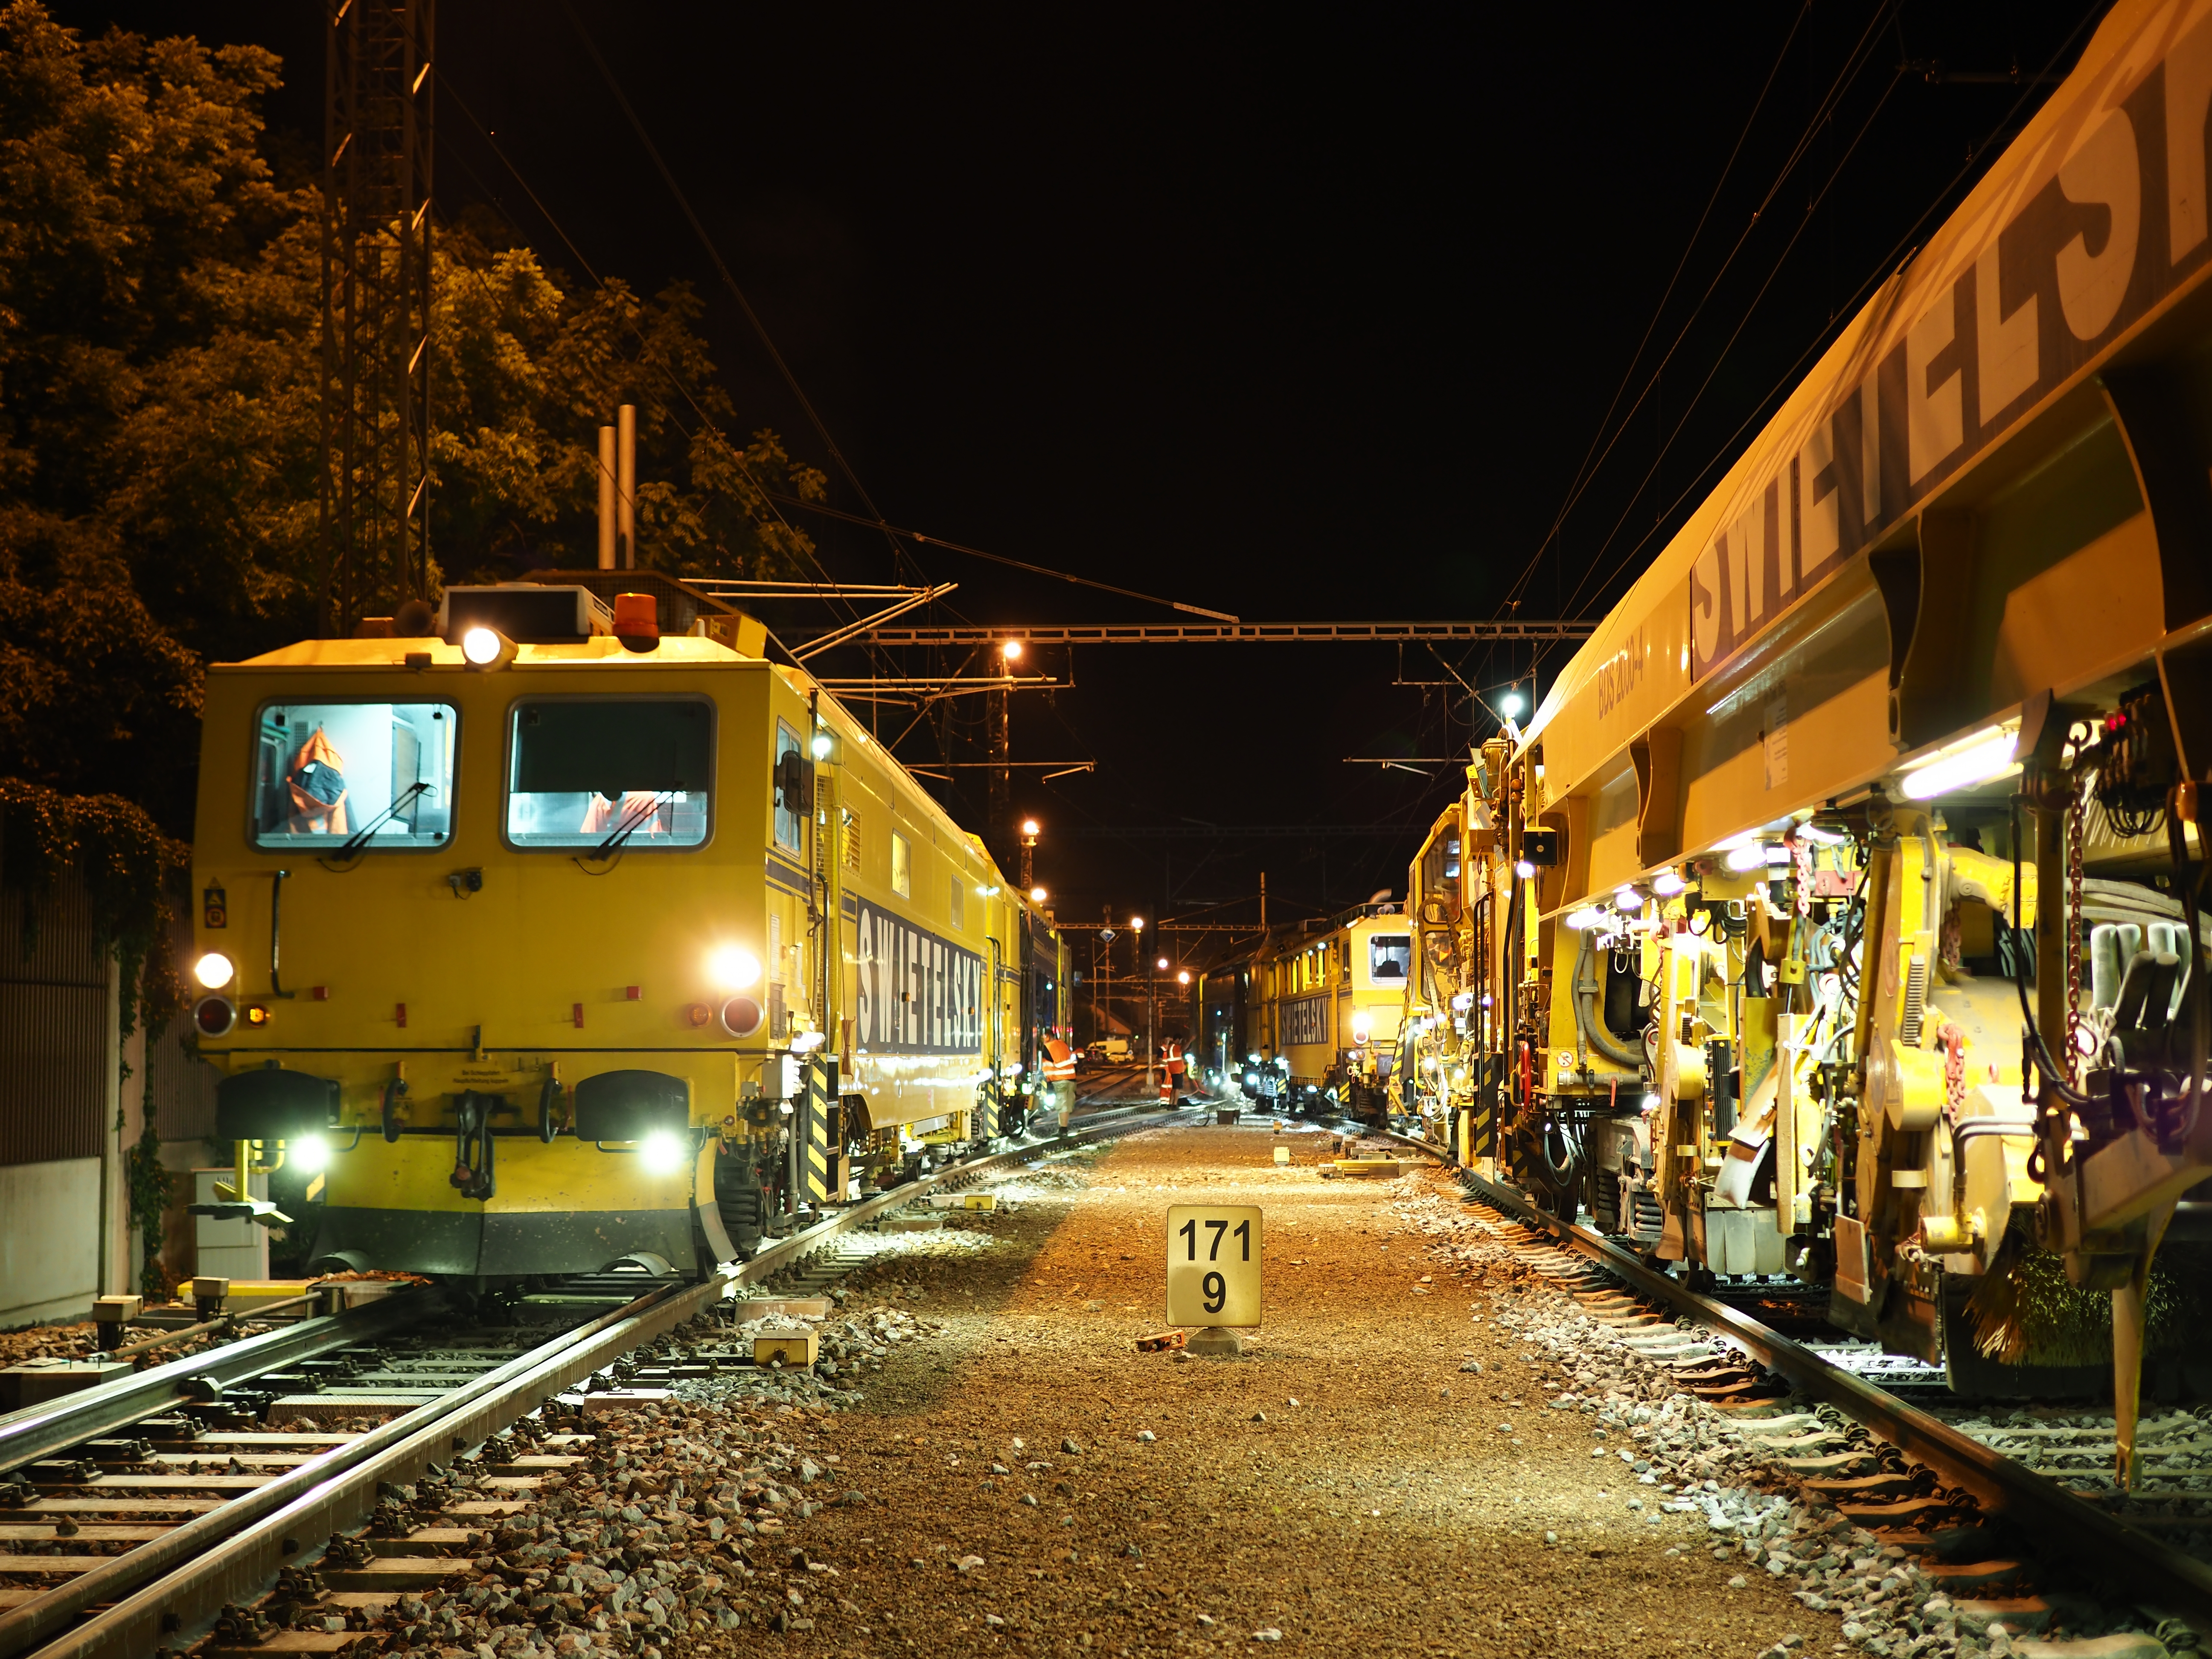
[592,792,669,858]
[332,781,431,859]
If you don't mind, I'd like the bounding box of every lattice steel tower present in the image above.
[320,0,434,631]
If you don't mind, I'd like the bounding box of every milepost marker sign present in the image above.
[1165,1204,1263,1332]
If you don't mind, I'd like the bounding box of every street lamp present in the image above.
[1030,885,1047,903]
[1000,638,1025,664]
[1019,818,1040,888]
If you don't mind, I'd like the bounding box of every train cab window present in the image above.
[950,876,965,930]
[1369,934,1412,981]
[773,721,803,852]
[891,831,911,897]
[252,701,456,850]
[504,697,712,849]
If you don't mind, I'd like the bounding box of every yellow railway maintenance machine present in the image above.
[1423,0,2212,1476]
[186,582,1052,1288]
[1241,905,1411,1123]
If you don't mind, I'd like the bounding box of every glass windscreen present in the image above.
[1369,934,1412,981]
[506,698,712,849]
[252,702,456,849]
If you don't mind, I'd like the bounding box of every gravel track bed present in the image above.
[157,1123,2199,1659]
[1432,1195,2201,1659]
[672,1121,1838,1658]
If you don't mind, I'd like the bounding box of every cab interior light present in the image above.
[1614,886,1644,911]
[1651,869,1686,896]
[1724,843,1768,872]
[1563,905,1605,930]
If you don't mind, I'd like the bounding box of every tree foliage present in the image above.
[0,0,825,836]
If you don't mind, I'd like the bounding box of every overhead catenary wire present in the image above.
[435,70,925,688]
[1499,0,1895,621]
[1559,56,1911,618]
[763,491,1238,623]
[1506,0,1817,612]
[561,1,918,582]
[1537,0,2105,655]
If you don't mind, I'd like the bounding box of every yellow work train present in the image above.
[1407,0,2212,1461]
[185,578,1067,1286]
[1205,904,1410,1121]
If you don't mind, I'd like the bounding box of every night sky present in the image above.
[76,0,2103,972]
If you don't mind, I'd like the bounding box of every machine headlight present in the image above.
[290,1134,329,1175]
[194,952,235,989]
[1724,842,1768,872]
[460,625,519,669]
[708,946,762,991]
[1245,1073,1259,1089]
[640,1131,688,1174]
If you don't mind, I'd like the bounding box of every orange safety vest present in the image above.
[285,725,350,835]
[1042,1038,1078,1083]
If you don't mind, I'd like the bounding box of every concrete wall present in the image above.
[0,1157,101,1327]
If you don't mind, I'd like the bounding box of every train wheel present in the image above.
[712,1155,767,1260]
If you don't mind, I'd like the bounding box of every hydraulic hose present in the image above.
[1573,930,1646,1070]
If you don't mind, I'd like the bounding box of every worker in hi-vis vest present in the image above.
[1044,1037,1077,1134]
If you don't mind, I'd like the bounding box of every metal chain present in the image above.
[2066,784,2087,1086]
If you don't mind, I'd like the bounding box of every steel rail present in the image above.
[0,1288,454,1477]
[24,1103,1185,1659]
[735,1103,1175,1284]
[17,1279,701,1659]
[1427,1147,2212,1631]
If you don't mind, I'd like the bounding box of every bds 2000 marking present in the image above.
[1165,1204,1263,1327]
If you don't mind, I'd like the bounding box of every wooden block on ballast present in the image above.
[0,1358,132,1412]
[753,1329,818,1368]
[1333,1159,1403,1179]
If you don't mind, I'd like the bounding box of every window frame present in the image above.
[1367,932,1413,985]
[772,718,804,854]
[891,830,911,898]
[247,696,461,854]
[499,692,718,855]
[949,874,965,931]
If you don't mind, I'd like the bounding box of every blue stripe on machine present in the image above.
[766,858,812,896]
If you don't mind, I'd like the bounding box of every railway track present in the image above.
[1362,1122,2212,1638]
[0,1103,1186,1659]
